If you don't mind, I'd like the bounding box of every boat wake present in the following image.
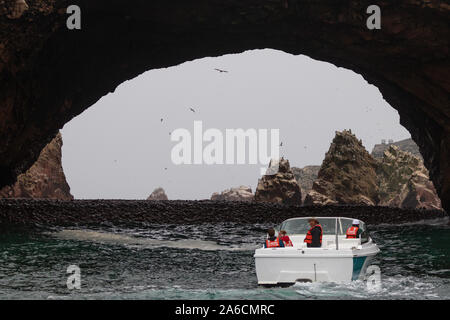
[50,229,258,251]
[293,274,448,299]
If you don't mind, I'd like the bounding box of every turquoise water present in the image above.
[0,219,449,299]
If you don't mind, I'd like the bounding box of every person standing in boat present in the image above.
[304,218,322,247]
[264,228,285,248]
[346,219,363,239]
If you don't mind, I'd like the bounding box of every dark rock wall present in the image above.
[0,1,449,211]
[0,199,446,228]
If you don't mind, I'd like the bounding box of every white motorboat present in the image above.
[254,217,380,285]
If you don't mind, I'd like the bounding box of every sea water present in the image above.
[0,218,448,299]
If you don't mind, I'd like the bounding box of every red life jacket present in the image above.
[346,226,359,238]
[281,236,293,247]
[265,238,281,248]
[304,224,323,244]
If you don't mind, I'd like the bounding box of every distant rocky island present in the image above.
[0,132,73,200]
[301,130,441,210]
[211,186,254,201]
[212,130,441,211]
[173,131,441,210]
[147,187,168,200]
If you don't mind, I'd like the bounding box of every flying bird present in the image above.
[189,107,196,113]
[279,142,283,147]
[214,68,229,73]
[160,118,163,122]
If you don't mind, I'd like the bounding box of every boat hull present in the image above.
[254,245,379,285]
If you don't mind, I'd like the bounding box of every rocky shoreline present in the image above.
[0,199,446,228]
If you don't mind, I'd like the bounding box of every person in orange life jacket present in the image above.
[304,218,322,248]
[346,219,363,239]
[264,228,285,248]
[279,230,293,247]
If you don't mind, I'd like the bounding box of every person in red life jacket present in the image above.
[264,228,285,248]
[279,230,293,247]
[346,219,363,239]
[304,218,322,247]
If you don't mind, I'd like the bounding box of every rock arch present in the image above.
[0,1,449,211]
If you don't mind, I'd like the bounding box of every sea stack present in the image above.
[255,158,302,205]
[147,187,168,200]
[304,130,379,206]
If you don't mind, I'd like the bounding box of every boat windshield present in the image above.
[279,217,366,236]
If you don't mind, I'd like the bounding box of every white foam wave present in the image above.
[50,229,257,251]
[293,275,448,299]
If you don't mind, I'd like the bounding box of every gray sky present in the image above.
[61,49,410,200]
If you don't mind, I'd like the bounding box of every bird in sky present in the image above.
[279,142,283,147]
[214,68,229,73]
[189,107,196,113]
[160,118,163,122]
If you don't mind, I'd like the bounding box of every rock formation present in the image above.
[304,130,379,206]
[147,187,168,201]
[304,132,442,210]
[255,158,302,205]
[0,0,28,19]
[371,138,421,159]
[211,186,254,202]
[396,171,443,210]
[0,132,73,200]
[292,166,320,201]
[0,1,449,212]
[376,145,441,210]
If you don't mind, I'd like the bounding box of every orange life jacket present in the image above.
[265,238,281,248]
[304,224,323,244]
[346,226,359,238]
